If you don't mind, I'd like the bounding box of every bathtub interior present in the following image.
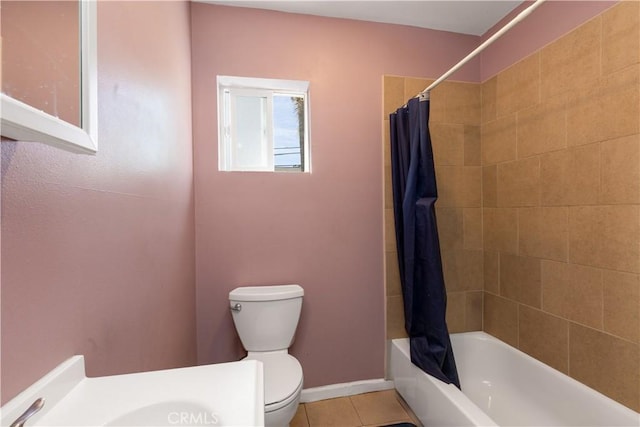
[391,333,640,427]
[390,337,498,427]
[451,332,639,427]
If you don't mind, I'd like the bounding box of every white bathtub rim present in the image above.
[443,381,500,427]
[449,331,640,421]
[392,332,640,425]
[391,336,499,426]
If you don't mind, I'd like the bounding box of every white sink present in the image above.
[103,401,218,426]
[1,356,264,427]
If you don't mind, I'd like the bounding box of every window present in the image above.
[218,76,310,172]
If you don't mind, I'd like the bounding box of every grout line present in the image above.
[567,317,571,376]
[303,403,310,427]
[348,395,365,427]
[516,301,521,349]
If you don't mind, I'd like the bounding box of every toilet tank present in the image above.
[229,284,304,352]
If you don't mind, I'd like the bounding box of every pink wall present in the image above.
[1,1,196,404]
[191,4,480,388]
[1,0,616,405]
[480,0,618,81]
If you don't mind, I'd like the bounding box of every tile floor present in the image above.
[291,389,422,427]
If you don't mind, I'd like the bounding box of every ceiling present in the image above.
[200,1,525,36]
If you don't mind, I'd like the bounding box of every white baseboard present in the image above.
[301,378,395,403]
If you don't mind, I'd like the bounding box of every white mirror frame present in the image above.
[0,0,98,154]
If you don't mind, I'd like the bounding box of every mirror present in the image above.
[0,0,97,154]
[2,1,80,127]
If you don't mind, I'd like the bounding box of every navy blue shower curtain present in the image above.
[389,97,460,388]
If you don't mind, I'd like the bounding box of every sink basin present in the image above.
[103,401,217,426]
[1,356,264,427]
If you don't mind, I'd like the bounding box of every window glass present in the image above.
[218,76,310,172]
[274,94,305,171]
[233,94,270,170]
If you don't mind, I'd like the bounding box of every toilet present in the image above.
[229,284,304,427]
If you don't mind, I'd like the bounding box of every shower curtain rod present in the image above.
[414,0,547,102]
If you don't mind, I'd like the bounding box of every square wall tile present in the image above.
[541,260,603,330]
[540,17,601,99]
[497,157,540,207]
[518,207,568,262]
[565,143,600,206]
[569,323,639,412]
[466,291,483,331]
[500,253,542,309]
[519,305,569,374]
[602,1,640,75]
[600,134,640,204]
[483,208,518,254]
[441,81,481,125]
[482,76,497,124]
[384,75,406,117]
[481,114,517,165]
[436,207,464,251]
[429,85,447,124]
[603,270,640,343]
[435,166,482,207]
[482,165,497,208]
[562,263,603,329]
[384,163,394,209]
[383,119,391,164]
[404,77,433,101]
[566,65,639,147]
[431,123,465,166]
[540,149,568,206]
[569,205,640,273]
[541,260,567,314]
[464,125,481,166]
[446,291,466,333]
[463,208,483,251]
[496,52,540,117]
[484,292,518,347]
[484,251,500,294]
[517,92,567,159]
[442,249,483,292]
[387,295,407,339]
[385,208,398,252]
[383,116,391,153]
[385,251,401,297]
[600,205,640,273]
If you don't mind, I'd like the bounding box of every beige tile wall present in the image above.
[481,2,640,412]
[383,1,639,413]
[383,77,483,339]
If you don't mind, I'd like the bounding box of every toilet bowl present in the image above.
[229,285,304,427]
[246,352,303,425]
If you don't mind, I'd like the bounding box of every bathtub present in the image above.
[390,332,640,426]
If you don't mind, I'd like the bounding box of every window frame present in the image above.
[217,75,310,173]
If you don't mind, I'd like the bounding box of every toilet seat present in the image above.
[265,376,303,413]
[245,353,303,411]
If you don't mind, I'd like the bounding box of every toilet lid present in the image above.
[245,353,303,405]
